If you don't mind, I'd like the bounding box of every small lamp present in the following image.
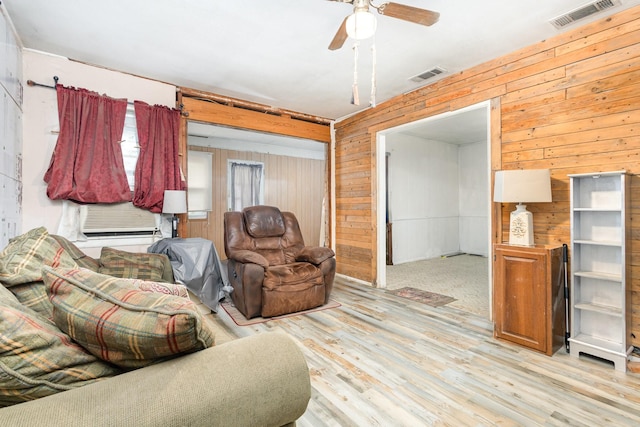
[162,190,187,238]
[346,10,377,40]
[494,169,552,246]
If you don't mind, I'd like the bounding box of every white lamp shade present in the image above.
[494,169,552,203]
[346,11,377,40]
[162,190,187,214]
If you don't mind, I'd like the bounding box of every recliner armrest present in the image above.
[229,249,269,269]
[295,246,335,265]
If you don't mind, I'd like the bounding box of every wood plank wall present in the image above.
[186,145,326,259]
[333,6,640,346]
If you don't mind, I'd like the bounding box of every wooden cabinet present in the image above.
[494,244,565,355]
[568,171,630,371]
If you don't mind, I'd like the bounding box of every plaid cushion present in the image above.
[8,281,54,321]
[43,267,215,369]
[98,247,166,282]
[10,278,188,323]
[157,253,175,283]
[0,283,120,408]
[0,227,78,287]
[49,234,100,272]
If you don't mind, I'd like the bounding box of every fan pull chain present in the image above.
[351,42,360,105]
[370,41,377,107]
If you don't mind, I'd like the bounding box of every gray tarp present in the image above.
[148,237,231,313]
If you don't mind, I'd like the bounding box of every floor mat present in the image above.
[221,300,342,326]
[388,287,456,307]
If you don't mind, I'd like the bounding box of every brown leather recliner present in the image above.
[224,205,336,319]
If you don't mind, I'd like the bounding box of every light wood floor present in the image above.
[205,276,640,426]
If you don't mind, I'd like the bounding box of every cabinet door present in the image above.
[495,248,547,352]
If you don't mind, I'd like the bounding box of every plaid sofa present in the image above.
[0,228,310,426]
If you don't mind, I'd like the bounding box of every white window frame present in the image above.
[187,150,213,219]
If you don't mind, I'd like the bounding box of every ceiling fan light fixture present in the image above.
[346,10,377,40]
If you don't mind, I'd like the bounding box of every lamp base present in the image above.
[171,215,179,238]
[508,204,534,246]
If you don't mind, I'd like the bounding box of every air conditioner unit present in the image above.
[82,202,158,234]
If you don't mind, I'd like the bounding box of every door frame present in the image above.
[375,100,494,315]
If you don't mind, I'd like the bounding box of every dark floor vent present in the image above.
[550,0,620,29]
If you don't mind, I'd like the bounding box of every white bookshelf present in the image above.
[568,171,631,371]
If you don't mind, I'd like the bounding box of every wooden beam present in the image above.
[181,96,331,143]
[179,86,332,126]
[176,90,188,239]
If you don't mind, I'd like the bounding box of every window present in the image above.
[187,151,213,219]
[228,160,264,211]
[80,105,158,237]
[120,104,139,190]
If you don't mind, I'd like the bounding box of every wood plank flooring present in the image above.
[204,276,640,426]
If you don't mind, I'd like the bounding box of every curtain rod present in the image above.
[26,76,58,89]
[26,76,189,116]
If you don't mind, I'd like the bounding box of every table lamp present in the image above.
[493,169,552,246]
[162,190,187,238]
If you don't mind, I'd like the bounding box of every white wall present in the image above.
[459,141,488,256]
[21,50,176,255]
[387,134,488,264]
[0,7,22,248]
[387,134,460,264]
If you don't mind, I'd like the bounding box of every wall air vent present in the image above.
[409,67,446,83]
[550,0,620,29]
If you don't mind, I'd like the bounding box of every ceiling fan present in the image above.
[328,0,440,50]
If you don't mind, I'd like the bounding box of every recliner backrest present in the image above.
[243,205,285,238]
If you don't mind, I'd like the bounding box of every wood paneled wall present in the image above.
[334,6,640,345]
[187,145,326,259]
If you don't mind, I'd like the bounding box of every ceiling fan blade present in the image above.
[328,16,349,50]
[378,2,440,26]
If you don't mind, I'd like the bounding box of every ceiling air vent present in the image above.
[550,0,620,29]
[410,67,446,83]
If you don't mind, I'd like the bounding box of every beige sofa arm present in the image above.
[0,333,311,427]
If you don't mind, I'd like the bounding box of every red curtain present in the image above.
[132,101,185,213]
[44,85,131,203]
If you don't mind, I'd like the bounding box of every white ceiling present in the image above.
[401,106,488,144]
[4,0,639,146]
[5,0,639,122]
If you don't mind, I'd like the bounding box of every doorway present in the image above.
[185,122,328,256]
[376,102,492,318]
